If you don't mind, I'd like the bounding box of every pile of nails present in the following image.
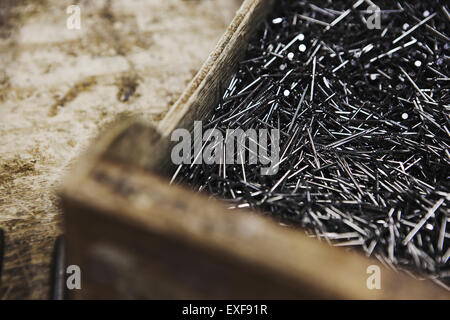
[174,0,450,287]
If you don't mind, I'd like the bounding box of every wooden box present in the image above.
[60,0,449,299]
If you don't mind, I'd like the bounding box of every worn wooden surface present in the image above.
[0,0,241,299]
[61,0,449,299]
[63,160,450,299]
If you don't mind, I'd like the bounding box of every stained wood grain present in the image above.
[0,0,241,299]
